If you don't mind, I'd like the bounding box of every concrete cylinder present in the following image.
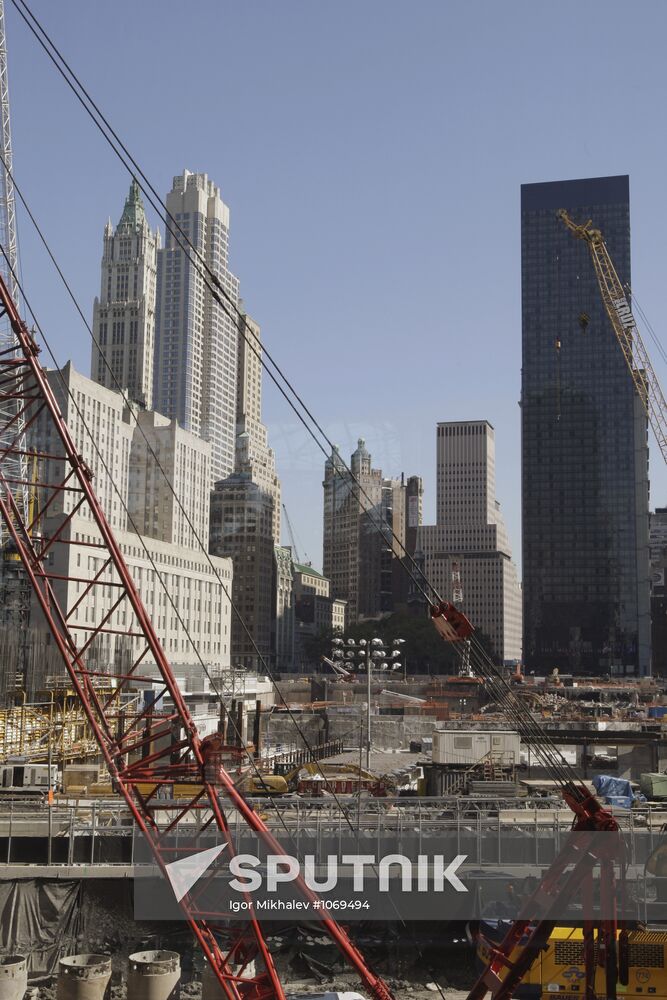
[56,955,111,1000]
[202,961,255,1000]
[0,956,27,1000]
[127,951,180,1000]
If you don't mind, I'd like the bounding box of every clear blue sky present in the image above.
[7,1,667,574]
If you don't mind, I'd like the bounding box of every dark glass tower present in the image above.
[521,175,650,676]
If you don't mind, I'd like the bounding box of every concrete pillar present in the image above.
[0,957,27,1000]
[202,961,255,1000]
[127,951,180,1000]
[56,955,111,1000]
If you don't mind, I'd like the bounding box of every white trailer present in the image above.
[432,729,520,767]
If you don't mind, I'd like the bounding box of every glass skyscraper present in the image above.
[521,175,650,676]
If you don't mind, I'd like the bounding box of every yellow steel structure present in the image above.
[559,209,667,465]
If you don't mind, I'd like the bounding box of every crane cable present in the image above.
[8,0,440,612]
[8,0,586,800]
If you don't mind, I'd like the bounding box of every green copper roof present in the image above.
[117,178,146,231]
[293,562,325,578]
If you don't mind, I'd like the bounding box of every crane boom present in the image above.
[0,275,396,1000]
[559,208,667,463]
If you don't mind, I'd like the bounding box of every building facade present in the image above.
[27,363,233,691]
[209,473,275,670]
[292,562,346,671]
[521,175,650,675]
[650,509,667,676]
[235,312,281,541]
[128,409,211,549]
[322,439,421,622]
[154,171,240,484]
[273,545,295,671]
[418,421,522,663]
[91,179,159,410]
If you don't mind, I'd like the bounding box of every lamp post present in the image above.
[330,636,405,770]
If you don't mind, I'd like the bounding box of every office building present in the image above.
[322,439,421,622]
[28,363,232,692]
[235,312,281,541]
[209,474,275,670]
[418,421,522,663]
[91,179,159,410]
[293,563,347,669]
[650,509,667,675]
[154,171,239,484]
[273,545,295,671]
[521,175,650,675]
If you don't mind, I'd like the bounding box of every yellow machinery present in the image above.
[477,925,667,998]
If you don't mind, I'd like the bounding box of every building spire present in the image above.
[117,177,146,231]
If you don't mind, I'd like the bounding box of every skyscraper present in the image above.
[322,439,421,623]
[91,180,159,409]
[418,421,522,662]
[235,312,281,541]
[521,175,650,676]
[154,171,239,483]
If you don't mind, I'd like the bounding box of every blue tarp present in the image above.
[592,774,645,810]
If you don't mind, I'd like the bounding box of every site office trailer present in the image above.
[432,730,521,767]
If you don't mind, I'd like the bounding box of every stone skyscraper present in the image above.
[521,175,650,676]
[91,179,159,409]
[235,313,281,540]
[154,171,239,484]
[417,421,522,663]
[323,439,421,623]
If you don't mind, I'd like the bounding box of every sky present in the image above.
[6,0,667,575]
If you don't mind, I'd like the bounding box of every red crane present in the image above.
[0,276,396,1000]
[430,601,627,1000]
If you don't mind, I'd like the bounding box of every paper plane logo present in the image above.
[165,843,227,902]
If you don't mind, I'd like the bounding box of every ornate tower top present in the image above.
[117,178,146,231]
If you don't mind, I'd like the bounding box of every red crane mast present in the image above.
[0,276,395,1000]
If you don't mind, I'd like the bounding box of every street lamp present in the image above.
[329,636,404,769]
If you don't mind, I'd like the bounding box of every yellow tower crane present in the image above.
[559,208,667,463]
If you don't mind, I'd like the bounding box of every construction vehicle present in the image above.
[475,924,667,999]
[0,277,398,1000]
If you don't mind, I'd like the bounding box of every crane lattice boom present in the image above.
[559,208,667,464]
[0,275,395,1000]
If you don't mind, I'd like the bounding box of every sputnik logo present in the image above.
[165,843,228,902]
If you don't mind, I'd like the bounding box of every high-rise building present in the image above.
[521,175,650,676]
[209,474,275,670]
[128,409,211,549]
[322,439,421,622]
[28,363,233,693]
[417,421,522,663]
[154,171,239,484]
[273,545,295,671]
[91,179,159,409]
[235,312,281,541]
[650,509,667,675]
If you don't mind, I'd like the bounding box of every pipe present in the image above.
[56,955,112,1000]
[0,956,27,1000]
[127,951,180,1000]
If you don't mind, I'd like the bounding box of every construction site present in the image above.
[0,3,665,1000]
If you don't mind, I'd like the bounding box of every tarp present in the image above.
[0,879,81,974]
[592,774,645,810]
